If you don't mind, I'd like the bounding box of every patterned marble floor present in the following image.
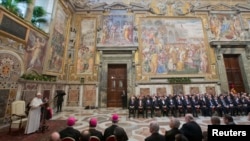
[51,107,250,141]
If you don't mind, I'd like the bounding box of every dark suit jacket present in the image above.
[104,124,128,141]
[59,126,82,141]
[145,132,165,141]
[89,128,104,141]
[180,121,202,141]
[165,128,181,141]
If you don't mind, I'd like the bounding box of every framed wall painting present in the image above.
[206,86,216,96]
[45,1,70,74]
[172,84,184,95]
[190,87,200,95]
[25,30,48,73]
[156,87,166,96]
[67,89,79,106]
[139,17,210,75]
[77,18,96,74]
[82,85,96,107]
[139,88,150,96]
[209,13,243,41]
[97,15,135,46]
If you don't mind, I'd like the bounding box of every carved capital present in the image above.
[216,45,221,60]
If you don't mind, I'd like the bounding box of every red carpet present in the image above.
[0,120,67,141]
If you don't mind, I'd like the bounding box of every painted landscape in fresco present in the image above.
[140,18,209,75]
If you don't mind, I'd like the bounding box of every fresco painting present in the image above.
[140,88,150,96]
[25,30,48,73]
[46,3,68,73]
[77,19,96,74]
[209,13,243,41]
[140,18,209,75]
[97,15,135,46]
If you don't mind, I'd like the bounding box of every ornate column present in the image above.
[245,44,250,59]
[131,50,136,95]
[97,50,103,107]
[215,44,228,92]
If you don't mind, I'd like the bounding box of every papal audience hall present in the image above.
[1,0,250,125]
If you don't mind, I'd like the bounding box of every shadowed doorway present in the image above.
[107,64,127,107]
[223,54,245,92]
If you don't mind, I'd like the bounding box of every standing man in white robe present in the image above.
[25,92,44,134]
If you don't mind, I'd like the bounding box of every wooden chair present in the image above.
[9,100,27,134]
[128,106,136,118]
[106,135,117,141]
[89,136,100,141]
[137,106,144,118]
[61,137,76,141]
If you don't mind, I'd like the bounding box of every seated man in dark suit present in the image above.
[165,117,181,141]
[152,96,161,117]
[104,114,128,141]
[144,95,153,118]
[128,96,137,118]
[59,116,82,141]
[87,117,103,141]
[180,114,203,141]
[137,96,145,118]
[167,95,177,117]
[175,96,184,117]
[191,95,200,117]
[159,96,168,117]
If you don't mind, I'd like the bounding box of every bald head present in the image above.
[50,132,60,141]
[185,113,194,122]
[211,116,221,125]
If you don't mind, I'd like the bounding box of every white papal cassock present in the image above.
[24,96,43,134]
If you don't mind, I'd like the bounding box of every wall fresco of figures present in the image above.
[209,13,243,41]
[25,30,48,73]
[46,3,69,74]
[77,19,96,74]
[140,18,209,75]
[97,15,135,46]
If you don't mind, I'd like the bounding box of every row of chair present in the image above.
[61,135,117,141]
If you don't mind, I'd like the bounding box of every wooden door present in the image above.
[223,55,245,93]
[107,64,127,107]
